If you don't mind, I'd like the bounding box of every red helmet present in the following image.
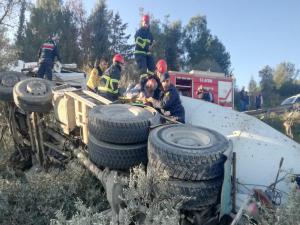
[113,54,124,64]
[146,78,158,90]
[156,59,167,74]
[142,14,150,24]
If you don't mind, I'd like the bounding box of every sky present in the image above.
[82,0,300,89]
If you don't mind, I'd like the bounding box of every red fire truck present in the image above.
[169,70,235,108]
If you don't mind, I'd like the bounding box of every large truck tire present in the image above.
[0,72,25,102]
[13,78,53,113]
[88,134,148,170]
[88,104,160,144]
[167,177,223,210]
[148,124,229,181]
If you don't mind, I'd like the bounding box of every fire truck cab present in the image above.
[169,70,235,108]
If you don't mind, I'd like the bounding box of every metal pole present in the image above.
[232,152,237,213]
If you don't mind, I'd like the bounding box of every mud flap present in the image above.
[220,140,233,220]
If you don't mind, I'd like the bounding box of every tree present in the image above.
[150,18,165,62]
[86,0,111,62]
[36,0,61,10]
[273,62,299,89]
[109,12,133,60]
[66,0,87,65]
[163,20,183,71]
[0,0,23,27]
[0,26,17,71]
[15,0,27,56]
[259,65,278,107]
[183,15,231,74]
[248,76,258,109]
[18,0,80,64]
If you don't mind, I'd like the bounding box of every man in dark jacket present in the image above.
[37,34,61,80]
[147,72,185,123]
[134,14,156,88]
[98,54,124,101]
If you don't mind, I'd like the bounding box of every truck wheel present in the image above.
[13,78,53,113]
[148,124,229,181]
[0,72,25,102]
[88,104,160,144]
[88,134,148,170]
[167,177,223,210]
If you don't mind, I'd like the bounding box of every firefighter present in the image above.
[140,59,166,100]
[37,34,61,81]
[134,14,156,88]
[147,72,185,123]
[87,58,109,92]
[98,54,124,101]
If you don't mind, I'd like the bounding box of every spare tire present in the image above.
[0,72,25,102]
[13,78,53,113]
[88,104,160,144]
[88,134,148,170]
[167,177,223,210]
[148,124,229,181]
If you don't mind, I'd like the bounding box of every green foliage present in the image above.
[18,2,81,64]
[183,15,231,74]
[273,62,299,89]
[259,112,300,143]
[50,166,182,225]
[163,20,183,71]
[109,12,133,60]
[0,26,18,71]
[0,160,108,225]
[247,76,258,109]
[150,17,183,70]
[86,0,111,61]
[150,18,166,61]
[258,65,280,107]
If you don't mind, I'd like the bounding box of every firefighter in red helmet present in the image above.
[134,14,156,89]
[98,54,124,101]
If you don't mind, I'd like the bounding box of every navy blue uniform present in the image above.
[134,27,155,85]
[37,39,60,80]
[152,84,185,123]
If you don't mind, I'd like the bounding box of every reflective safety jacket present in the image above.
[87,66,104,91]
[134,27,153,55]
[38,39,60,63]
[98,63,121,95]
[152,84,185,123]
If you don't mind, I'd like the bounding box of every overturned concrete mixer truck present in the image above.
[0,71,300,225]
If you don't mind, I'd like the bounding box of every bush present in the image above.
[0,160,109,225]
[50,166,184,225]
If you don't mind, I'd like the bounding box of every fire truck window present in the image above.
[175,78,192,97]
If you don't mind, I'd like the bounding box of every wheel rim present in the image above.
[1,75,19,87]
[160,126,213,149]
[26,81,47,95]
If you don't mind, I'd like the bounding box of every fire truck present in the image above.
[169,70,235,108]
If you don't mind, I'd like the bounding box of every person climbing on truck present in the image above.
[87,57,109,92]
[146,72,185,123]
[97,54,124,101]
[37,34,61,81]
[134,14,156,89]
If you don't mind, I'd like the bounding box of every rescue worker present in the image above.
[147,72,185,123]
[134,14,155,88]
[37,34,61,80]
[140,59,166,100]
[98,54,124,101]
[87,57,109,92]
